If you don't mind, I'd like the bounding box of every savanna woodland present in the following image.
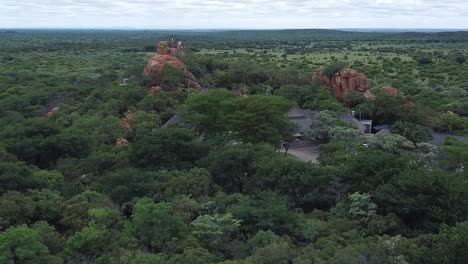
[1,29,468,264]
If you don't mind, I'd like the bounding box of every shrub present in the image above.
[323,61,348,76]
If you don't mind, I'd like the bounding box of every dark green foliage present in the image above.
[31,221,64,255]
[390,121,432,143]
[323,61,348,76]
[1,116,91,168]
[375,170,468,231]
[345,91,367,108]
[132,198,188,251]
[168,247,217,264]
[307,111,350,141]
[250,154,339,210]
[131,127,205,169]
[120,252,168,264]
[0,157,35,195]
[183,89,295,145]
[65,223,115,261]
[0,191,35,230]
[274,84,312,107]
[223,95,295,145]
[160,65,186,91]
[155,168,215,201]
[436,112,468,133]
[433,222,468,264]
[439,138,468,170]
[202,144,266,193]
[29,189,63,224]
[181,89,234,134]
[99,168,157,204]
[60,191,114,233]
[416,56,433,64]
[0,225,61,264]
[0,30,467,263]
[455,54,465,64]
[248,242,294,264]
[231,191,298,235]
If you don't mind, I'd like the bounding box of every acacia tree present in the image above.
[437,112,468,133]
[191,213,241,251]
[182,89,295,146]
[132,198,188,252]
[131,127,205,169]
[202,144,272,193]
[348,192,377,224]
[181,89,234,135]
[390,121,432,143]
[307,110,349,141]
[224,95,295,146]
[0,191,35,230]
[374,169,468,231]
[0,225,61,264]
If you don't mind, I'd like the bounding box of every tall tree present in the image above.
[223,95,295,145]
[181,89,234,135]
[132,198,188,252]
[131,127,205,169]
[0,225,61,264]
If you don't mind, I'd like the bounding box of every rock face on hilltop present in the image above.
[157,40,185,56]
[312,68,373,100]
[144,39,201,90]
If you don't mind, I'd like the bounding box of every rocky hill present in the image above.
[144,39,201,90]
[312,68,373,100]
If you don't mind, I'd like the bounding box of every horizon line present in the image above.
[2,27,468,31]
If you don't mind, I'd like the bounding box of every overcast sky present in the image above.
[1,0,467,29]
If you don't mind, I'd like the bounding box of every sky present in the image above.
[0,0,467,29]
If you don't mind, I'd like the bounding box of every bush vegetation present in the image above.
[0,29,467,263]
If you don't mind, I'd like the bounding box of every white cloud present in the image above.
[0,0,466,28]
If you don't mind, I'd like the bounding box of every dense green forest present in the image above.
[0,29,467,263]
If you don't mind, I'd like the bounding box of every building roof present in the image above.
[339,112,367,134]
[161,114,188,128]
[287,108,366,134]
[431,132,468,146]
[287,109,319,133]
[359,120,373,125]
[375,128,391,137]
[164,108,371,136]
[374,125,389,131]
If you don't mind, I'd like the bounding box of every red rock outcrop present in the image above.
[148,85,162,94]
[144,39,201,90]
[119,111,134,129]
[46,106,60,118]
[157,39,185,56]
[116,137,128,145]
[381,86,398,96]
[404,101,415,108]
[312,68,373,100]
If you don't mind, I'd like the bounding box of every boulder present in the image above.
[116,137,128,145]
[404,101,415,108]
[157,39,185,56]
[312,68,373,100]
[119,111,133,129]
[382,86,398,96]
[46,106,60,118]
[144,39,201,90]
[149,85,162,94]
